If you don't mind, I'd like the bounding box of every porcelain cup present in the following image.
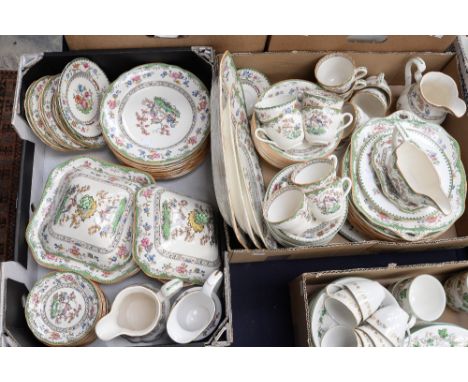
[358,324,394,347]
[263,186,310,236]
[95,279,183,341]
[350,87,389,118]
[444,271,468,312]
[342,279,386,321]
[366,305,416,346]
[365,72,392,104]
[290,155,338,192]
[303,106,353,145]
[302,89,345,110]
[325,285,363,327]
[166,271,223,344]
[354,328,375,347]
[254,94,300,123]
[391,274,446,322]
[307,177,352,222]
[315,53,368,94]
[255,109,304,150]
[321,325,360,347]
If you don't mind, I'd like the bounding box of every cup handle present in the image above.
[255,128,280,148]
[329,155,338,172]
[407,315,417,329]
[340,177,352,197]
[351,79,367,92]
[338,113,354,133]
[202,270,223,298]
[159,278,184,301]
[354,67,368,80]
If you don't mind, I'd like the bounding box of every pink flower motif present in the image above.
[170,72,183,80]
[141,237,151,250]
[83,62,89,69]
[49,332,61,340]
[45,253,56,260]
[142,188,153,199]
[176,263,188,274]
[117,244,127,258]
[188,136,197,145]
[69,246,81,257]
[116,137,124,146]
[198,99,207,111]
[107,99,117,110]
[148,152,161,159]
[132,75,141,82]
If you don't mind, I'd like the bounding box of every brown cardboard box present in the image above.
[65,35,268,53]
[289,260,468,346]
[267,35,456,53]
[220,51,468,263]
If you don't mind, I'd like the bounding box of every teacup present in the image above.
[302,89,345,110]
[321,325,360,347]
[350,87,389,118]
[391,274,446,322]
[325,285,363,327]
[358,324,394,347]
[290,155,338,192]
[354,328,375,347]
[307,177,352,222]
[254,94,300,123]
[444,271,468,312]
[343,279,385,321]
[263,186,310,236]
[255,109,304,150]
[364,72,392,105]
[302,106,353,145]
[167,271,223,344]
[315,53,368,94]
[366,305,416,346]
[95,279,183,341]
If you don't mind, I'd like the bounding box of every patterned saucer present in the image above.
[237,68,270,117]
[25,272,105,346]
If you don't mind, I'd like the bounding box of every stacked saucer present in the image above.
[100,63,210,179]
[343,110,466,241]
[25,272,108,346]
[24,58,109,151]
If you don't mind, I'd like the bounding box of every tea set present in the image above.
[310,273,468,347]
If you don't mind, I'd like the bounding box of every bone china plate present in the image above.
[26,157,154,284]
[237,68,270,117]
[134,184,220,285]
[100,63,210,166]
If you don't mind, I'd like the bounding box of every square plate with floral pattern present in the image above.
[134,184,220,285]
[26,157,154,284]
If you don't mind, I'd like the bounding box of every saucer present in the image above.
[237,68,270,117]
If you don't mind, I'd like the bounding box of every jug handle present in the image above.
[202,270,223,297]
[95,313,122,342]
[404,57,426,87]
[159,278,184,301]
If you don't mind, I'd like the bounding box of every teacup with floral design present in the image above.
[302,89,345,110]
[325,285,363,327]
[302,106,353,146]
[263,186,310,236]
[255,109,304,150]
[444,271,468,312]
[290,155,338,193]
[307,177,352,222]
[254,94,300,123]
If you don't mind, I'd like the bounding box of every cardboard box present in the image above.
[218,50,468,263]
[267,35,457,53]
[65,35,268,53]
[289,260,468,346]
[3,47,233,347]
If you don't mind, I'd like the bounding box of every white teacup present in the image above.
[255,109,304,150]
[366,305,416,346]
[307,177,352,222]
[444,271,468,312]
[302,89,345,110]
[343,279,385,321]
[391,274,446,322]
[350,87,389,118]
[290,155,338,192]
[95,279,183,341]
[365,72,392,104]
[325,285,362,327]
[263,186,310,236]
[315,53,368,94]
[321,325,360,347]
[167,271,223,344]
[354,328,375,347]
[358,324,394,347]
[303,106,353,145]
[254,94,300,123]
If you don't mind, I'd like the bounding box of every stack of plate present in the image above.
[215,52,277,250]
[25,272,108,346]
[100,63,210,180]
[264,163,347,247]
[24,58,108,151]
[343,110,466,241]
[251,80,344,169]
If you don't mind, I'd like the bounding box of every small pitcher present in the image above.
[397,57,466,124]
[95,279,183,341]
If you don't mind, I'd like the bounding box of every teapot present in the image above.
[397,57,466,124]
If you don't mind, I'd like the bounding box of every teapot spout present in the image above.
[448,97,467,118]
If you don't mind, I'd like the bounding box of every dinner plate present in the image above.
[26,157,154,284]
